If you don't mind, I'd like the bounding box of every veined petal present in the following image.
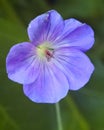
[27,10,64,45]
[55,23,94,51]
[23,62,69,103]
[6,42,40,84]
[54,48,94,90]
[62,18,82,37]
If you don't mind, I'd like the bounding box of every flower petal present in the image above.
[62,18,83,37]
[23,62,69,103]
[55,23,94,51]
[6,42,40,84]
[27,10,64,45]
[54,47,94,90]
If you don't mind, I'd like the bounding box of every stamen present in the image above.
[45,50,54,61]
[36,42,54,61]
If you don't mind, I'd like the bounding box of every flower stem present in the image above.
[55,103,63,130]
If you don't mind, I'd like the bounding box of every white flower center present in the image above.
[36,42,54,61]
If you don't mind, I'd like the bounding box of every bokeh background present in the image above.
[0,0,104,130]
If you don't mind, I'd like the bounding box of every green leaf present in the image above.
[0,0,23,25]
[0,18,27,42]
[0,105,20,130]
[53,0,104,18]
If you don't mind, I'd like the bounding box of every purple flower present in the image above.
[6,10,94,103]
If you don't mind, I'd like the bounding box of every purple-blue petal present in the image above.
[55,23,94,51]
[6,42,40,84]
[6,10,95,104]
[54,47,94,90]
[61,18,83,38]
[27,10,64,45]
[23,62,69,103]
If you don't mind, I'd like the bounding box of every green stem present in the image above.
[55,103,63,130]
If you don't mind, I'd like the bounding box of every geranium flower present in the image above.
[6,10,94,103]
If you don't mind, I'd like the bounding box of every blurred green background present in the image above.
[0,0,104,130]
